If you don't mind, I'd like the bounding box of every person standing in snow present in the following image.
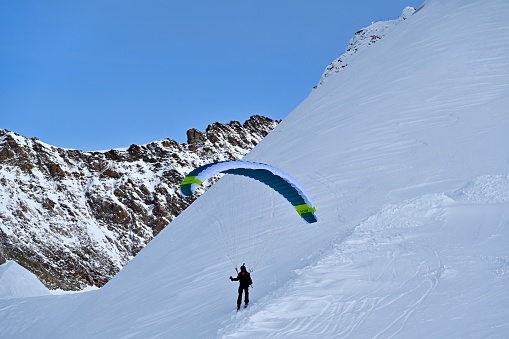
[229,264,252,310]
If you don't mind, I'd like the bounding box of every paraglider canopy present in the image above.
[180,160,318,223]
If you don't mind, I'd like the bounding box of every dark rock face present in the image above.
[0,115,279,290]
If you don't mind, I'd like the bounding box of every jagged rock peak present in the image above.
[186,115,280,146]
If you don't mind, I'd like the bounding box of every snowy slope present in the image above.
[1,0,509,337]
[0,261,51,299]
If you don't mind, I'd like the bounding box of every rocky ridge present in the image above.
[0,115,279,290]
[317,6,417,87]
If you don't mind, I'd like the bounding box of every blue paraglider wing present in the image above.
[180,161,317,223]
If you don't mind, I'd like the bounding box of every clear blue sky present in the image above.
[1,1,423,151]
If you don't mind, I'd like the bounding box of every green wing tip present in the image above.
[181,176,203,186]
[295,203,317,217]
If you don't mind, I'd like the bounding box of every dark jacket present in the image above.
[231,268,252,288]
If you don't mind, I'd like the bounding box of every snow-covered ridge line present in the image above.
[0,115,279,290]
[317,6,416,87]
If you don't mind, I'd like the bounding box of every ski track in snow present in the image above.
[218,196,444,338]
[219,175,509,338]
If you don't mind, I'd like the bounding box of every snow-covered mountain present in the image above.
[0,115,279,290]
[1,0,509,337]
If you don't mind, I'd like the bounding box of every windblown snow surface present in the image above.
[1,0,509,337]
[0,261,51,299]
